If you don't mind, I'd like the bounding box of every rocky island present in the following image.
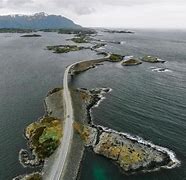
[122,58,142,66]
[141,55,165,63]
[46,45,87,53]
[103,29,134,34]
[58,28,96,35]
[108,53,124,62]
[70,34,89,43]
[21,34,41,37]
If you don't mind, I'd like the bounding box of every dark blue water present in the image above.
[0,30,186,180]
[0,32,101,180]
[72,30,186,180]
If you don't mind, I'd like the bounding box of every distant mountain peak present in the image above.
[0,12,82,29]
[34,12,48,16]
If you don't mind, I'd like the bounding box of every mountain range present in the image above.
[0,12,81,29]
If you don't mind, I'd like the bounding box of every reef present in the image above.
[122,58,142,66]
[141,56,165,63]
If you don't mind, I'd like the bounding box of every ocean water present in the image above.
[0,30,186,180]
[0,32,101,179]
[72,30,186,180]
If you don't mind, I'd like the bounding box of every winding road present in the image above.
[48,53,110,180]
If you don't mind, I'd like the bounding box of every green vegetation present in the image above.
[73,122,91,143]
[71,37,88,43]
[25,173,42,180]
[47,45,86,53]
[108,54,123,62]
[26,116,62,160]
[122,58,142,66]
[0,28,35,33]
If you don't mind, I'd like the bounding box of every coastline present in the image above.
[13,30,183,179]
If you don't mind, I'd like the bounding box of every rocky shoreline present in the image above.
[72,87,180,174]
[15,85,180,179]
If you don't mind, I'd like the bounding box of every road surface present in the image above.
[47,53,110,180]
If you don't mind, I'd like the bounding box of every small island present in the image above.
[58,28,96,35]
[122,58,142,66]
[141,55,165,63]
[21,34,41,37]
[108,53,124,62]
[19,116,63,168]
[47,45,87,53]
[103,29,134,34]
[70,34,89,43]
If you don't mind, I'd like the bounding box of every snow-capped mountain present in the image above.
[0,12,81,29]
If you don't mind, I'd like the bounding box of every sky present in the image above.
[0,0,186,29]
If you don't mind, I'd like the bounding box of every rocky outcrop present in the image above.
[108,54,124,62]
[122,58,142,66]
[46,45,88,54]
[19,88,64,168]
[91,129,177,173]
[141,56,165,63]
[74,88,180,174]
[76,122,179,173]
[21,34,41,37]
[13,172,42,180]
[103,30,134,34]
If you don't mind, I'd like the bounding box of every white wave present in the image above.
[92,88,112,108]
[97,125,181,170]
[120,41,126,45]
[151,67,172,73]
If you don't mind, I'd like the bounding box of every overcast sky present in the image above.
[0,0,186,28]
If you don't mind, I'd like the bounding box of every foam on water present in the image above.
[97,126,181,171]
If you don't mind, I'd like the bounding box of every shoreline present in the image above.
[77,87,180,174]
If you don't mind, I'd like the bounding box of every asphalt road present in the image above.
[48,53,110,180]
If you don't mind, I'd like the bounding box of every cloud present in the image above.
[0,0,33,9]
[0,0,186,28]
[49,0,186,15]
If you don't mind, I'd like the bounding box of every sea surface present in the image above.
[0,29,186,180]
